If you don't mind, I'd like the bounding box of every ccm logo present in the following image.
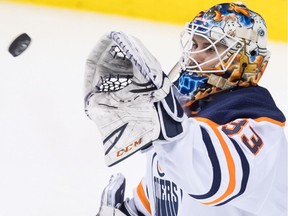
[116,138,142,157]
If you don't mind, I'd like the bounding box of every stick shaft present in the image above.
[168,62,181,81]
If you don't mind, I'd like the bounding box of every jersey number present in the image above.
[222,120,263,155]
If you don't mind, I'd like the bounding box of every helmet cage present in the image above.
[180,22,244,73]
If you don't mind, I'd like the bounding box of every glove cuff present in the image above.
[156,85,186,141]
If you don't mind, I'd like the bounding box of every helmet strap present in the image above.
[207,74,235,89]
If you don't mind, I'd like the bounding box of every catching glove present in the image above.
[84,31,170,166]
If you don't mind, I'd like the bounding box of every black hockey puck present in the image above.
[8,33,31,57]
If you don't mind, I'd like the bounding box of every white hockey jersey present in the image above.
[130,86,287,216]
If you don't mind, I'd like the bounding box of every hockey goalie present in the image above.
[84,3,287,216]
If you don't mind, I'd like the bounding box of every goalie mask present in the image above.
[176,2,270,113]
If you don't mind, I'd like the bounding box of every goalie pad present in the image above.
[84,31,170,166]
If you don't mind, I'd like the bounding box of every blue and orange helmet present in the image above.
[176,2,270,111]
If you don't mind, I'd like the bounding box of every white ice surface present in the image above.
[0,2,287,216]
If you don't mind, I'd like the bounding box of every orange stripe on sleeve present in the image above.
[254,117,285,126]
[195,117,236,205]
[195,116,286,127]
[137,181,152,214]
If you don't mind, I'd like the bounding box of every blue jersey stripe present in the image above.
[189,127,221,199]
[216,138,250,206]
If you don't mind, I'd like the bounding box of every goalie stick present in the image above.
[168,61,181,81]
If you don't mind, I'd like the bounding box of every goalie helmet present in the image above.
[176,2,270,113]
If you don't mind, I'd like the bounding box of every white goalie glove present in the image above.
[97,173,143,216]
[96,173,126,216]
[84,31,171,166]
